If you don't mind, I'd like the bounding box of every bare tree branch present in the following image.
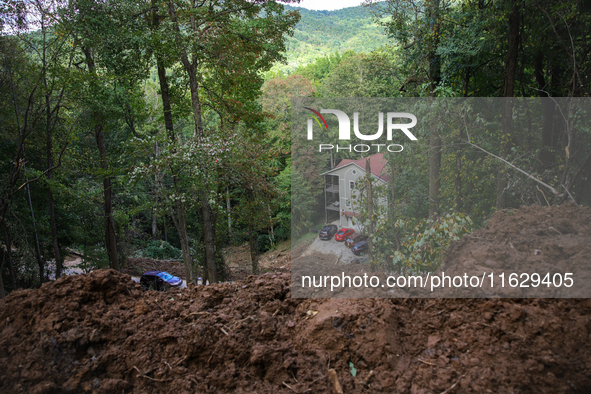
[15,141,69,193]
[464,127,561,197]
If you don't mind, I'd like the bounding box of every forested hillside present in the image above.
[1,0,590,297]
[274,5,389,72]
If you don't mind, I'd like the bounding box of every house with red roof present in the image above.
[320,152,390,227]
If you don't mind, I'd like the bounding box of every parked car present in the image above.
[140,271,183,291]
[318,224,338,240]
[352,240,369,255]
[334,228,354,242]
[345,234,368,248]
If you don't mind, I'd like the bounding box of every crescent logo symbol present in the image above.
[304,107,328,131]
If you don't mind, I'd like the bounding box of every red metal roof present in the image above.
[334,153,390,182]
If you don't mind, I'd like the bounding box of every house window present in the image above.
[352,170,357,175]
[346,198,351,207]
[349,180,355,190]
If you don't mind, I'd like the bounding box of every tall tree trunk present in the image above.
[48,184,61,278]
[152,143,159,239]
[47,109,62,279]
[168,2,217,283]
[428,131,442,217]
[43,18,63,280]
[0,250,5,298]
[156,61,194,283]
[534,52,555,169]
[151,207,158,238]
[201,194,217,283]
[21,141,45,281]
[156,58,175,141]
[1,212,16,297]
[25,181,45,282]
[95,125,119,270]
[366,158,374,269]
[455,129,463,212]
[248,222,259,275]
[427,0,442,218]
[175,198,194,284]
[389,165,401,272]
[183,63,216,283]
[497,0,520,209]
[152,0,195,282]
[163,217,168,242]
[83,46,119,270]
[226,188,232,238]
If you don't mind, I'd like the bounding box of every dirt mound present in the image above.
[1,205,591,393]
[1,270,591,392]
[223,242,291,281]
[439,204,591,297]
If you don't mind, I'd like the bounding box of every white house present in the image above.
[320,152,390,227]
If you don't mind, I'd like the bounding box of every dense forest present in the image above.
[1,0,590,297]
[271,4,389,73]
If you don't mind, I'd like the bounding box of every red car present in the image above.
[334,228,354,242]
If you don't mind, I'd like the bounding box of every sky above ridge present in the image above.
[297,0,365,11]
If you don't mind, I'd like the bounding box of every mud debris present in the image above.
[1,204,591,393]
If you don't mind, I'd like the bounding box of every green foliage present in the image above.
[390,213,474,274]
[79,246,110,274]
[319,49,401,97]
[256,234,271,253]
[290,166,317,237]
[270,5,389,74]
[143,240,182,260]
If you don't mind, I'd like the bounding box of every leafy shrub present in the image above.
[143,240,182,260]
[257,234,271,253]
[231,231,249,245]
[390,213,473,274]
[79,246,110,274]
[274,226,290,242]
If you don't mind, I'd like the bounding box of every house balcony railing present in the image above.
[326,201,340,211]
[325,185,339,193]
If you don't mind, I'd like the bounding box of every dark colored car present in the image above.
[345,234,368,248]
[318,225,338,240]
[140,271,183,291]
[334,228,355,242]
[352,240,369,255]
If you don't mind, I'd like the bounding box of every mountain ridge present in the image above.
[273,4,389,73]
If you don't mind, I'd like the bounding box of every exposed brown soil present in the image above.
[438,203,591,297]
[1,205,591,393]
[222,241,291,282]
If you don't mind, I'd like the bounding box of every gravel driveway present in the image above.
[302,222,364,264]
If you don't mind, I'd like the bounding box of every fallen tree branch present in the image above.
[561,184,577,205]
[16,141,69,193]
[465,128,561,197]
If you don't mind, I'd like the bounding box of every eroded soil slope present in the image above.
[1,204,591,393]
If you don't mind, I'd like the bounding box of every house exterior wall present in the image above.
[323,163,387,227]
